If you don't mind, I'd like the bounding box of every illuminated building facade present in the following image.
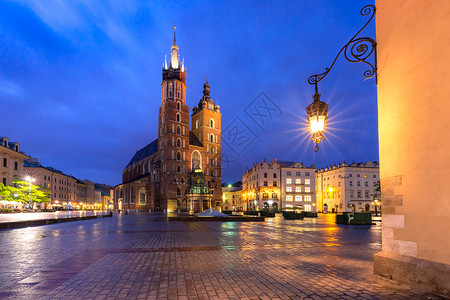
[278,161,316,212]
[115,28,222,212]
[316,161,379,213]
[24,159,77,209]
[0,137,29,187]
[222,185,243,211]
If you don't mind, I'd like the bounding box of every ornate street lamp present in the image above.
[25,176,35,210]
[307,4,377,152]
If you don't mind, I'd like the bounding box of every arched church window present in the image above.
[210,134,214,143]
[192,150,201,170]
[176,113,180,122]
[169,82,173,97]
[177,151,181,161]
[195,120,199,129]
[177,102,181,110]
[176,125,181,135]
[177,84,180,98]
[177,138,181,148]
[210,118,215,128]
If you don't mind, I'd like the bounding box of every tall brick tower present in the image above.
[158,26,190,211]
[191,78,222,207]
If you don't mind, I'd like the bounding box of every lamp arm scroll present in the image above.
[308,4,377,88]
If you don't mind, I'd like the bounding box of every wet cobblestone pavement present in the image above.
[0,213,445,299]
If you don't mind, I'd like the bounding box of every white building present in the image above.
[221,185,243,211]
[242,159,280,211]
[316,161,380,213]
[242,159,316,211]
[278,161,316,212]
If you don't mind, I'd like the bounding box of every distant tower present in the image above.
[191,77,222,205]
[158,26,189,210]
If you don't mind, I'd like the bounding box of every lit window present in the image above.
[295,195,301,202]
[305,179,310,185]
[304,205,311,212]
[295,178,301,184]
[286,195,293,202]
[305,187,310,192]
[295,187,301,192]
[286,186,292,192]
[286,178,292,185]
[304,196,311,202]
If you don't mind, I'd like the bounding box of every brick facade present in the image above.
[115,30,222,212]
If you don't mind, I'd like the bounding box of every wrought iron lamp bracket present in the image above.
[308,4,377,90]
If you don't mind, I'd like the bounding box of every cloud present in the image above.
[0,80,24,98]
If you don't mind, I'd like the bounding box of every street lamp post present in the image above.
[25,176,35,211]
[306,5,377,152]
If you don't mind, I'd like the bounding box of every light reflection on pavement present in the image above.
[0,211,109,223]
[0,212,444,299]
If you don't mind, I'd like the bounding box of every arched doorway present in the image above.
[272,202,278,211]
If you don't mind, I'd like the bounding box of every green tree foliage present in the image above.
[371,180,381,201]
[0,178,51,204]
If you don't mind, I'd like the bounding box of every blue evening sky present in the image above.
[0,0,377,186]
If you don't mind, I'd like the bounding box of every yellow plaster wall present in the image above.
[376,0,450,265]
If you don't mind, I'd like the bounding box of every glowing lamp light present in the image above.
[306,90,328,152]
[268,200,273,205]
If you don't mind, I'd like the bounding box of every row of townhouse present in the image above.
[0,136,113,210]
[231,159,380,213]
[241,159,316,212]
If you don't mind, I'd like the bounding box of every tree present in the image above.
[0,184,21,202]
[371,180,381,201]
[0,179,51,204]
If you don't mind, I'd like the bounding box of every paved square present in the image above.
[0,213,444,299]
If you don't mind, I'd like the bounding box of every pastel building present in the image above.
[316,162,380,213]
[242,159,280,211]
[278,161,316,212]
[24,159,78,209]
[0,137,29,186]
[222,185,243,211]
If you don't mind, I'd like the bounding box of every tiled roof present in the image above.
[277,160,295,167]
[189,131,203,147]
[24,161,77,179]
[126,139,158,167]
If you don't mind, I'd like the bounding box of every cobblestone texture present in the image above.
[0,213,445,299]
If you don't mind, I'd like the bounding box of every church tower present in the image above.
[191,78,222,206]
[158,26,189,211]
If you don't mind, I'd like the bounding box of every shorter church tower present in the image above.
[191,78,222,206]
